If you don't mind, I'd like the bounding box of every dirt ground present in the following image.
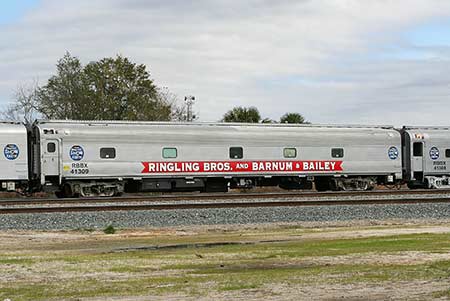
[1,219,450,300]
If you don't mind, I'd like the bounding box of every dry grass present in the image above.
[0,221,450,300]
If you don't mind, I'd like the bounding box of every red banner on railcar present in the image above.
[141,160,343,173]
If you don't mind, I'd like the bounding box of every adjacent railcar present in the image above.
[0,122,29,192]
[31,120,402,197]
[401,126,450,189]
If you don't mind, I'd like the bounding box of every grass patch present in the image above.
[0,257,35,265]
[158,232,450,265]
[16,251,439,298]
[433,288,450,298]
[109,265,156,274]
[0,275,210,301]
[103,224,117,234]
[1,226,450,300]
[220,283,260,291]
[166,260,450,289]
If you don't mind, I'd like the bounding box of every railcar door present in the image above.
[42,139,60,176]
[412,141,424,180]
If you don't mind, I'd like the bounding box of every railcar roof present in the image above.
[0,121,24,125]
[403,126,450,130]
[34,120,395,129]
[0,121,27,129]
[0,122,28,135]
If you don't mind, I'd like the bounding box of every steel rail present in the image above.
[2,196,450,214]
[1,189,450,206]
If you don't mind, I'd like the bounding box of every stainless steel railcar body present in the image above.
[401,126,450,188]
[32,120,402,196]
[0,122,28,191]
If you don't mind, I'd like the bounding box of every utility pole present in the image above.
[184,95,195,122]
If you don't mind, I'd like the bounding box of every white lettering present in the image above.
[272,162,279,170]
[330,162,336,170]
[193,162,200,172]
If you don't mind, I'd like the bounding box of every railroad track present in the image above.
[1,189,450,214]
[1,188,450,206]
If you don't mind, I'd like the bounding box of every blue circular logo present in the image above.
[70,145,84,161]
[4,144,19,160]
[388,146,399,160]
[430,147,439,160]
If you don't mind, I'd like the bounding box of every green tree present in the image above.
[222,106,261,123]
[37,53,90,120]
[280,112,308,124]
[36,52,172,121]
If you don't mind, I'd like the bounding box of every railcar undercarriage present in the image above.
[315,176,378,192]
[55,174,387,197]
[0,181,28,194]
[53,171,388,197]
[425,176,450,189]
[407,175,450,189]
[61,181,124,197]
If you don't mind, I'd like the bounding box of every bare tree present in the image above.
[2,81,40,125]
[156,87,198,122]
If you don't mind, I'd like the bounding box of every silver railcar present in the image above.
[0,122,29,192]
[401,126,450,189]
[32,120,402,197]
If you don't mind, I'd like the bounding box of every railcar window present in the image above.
[331,148,344,158]
[230,147,243,159]
[413,142,423,157]
[47,142,56,153]
[100,148,116,159]
[283,148,297,158]
[162,148,177,159]
[446,149,450,158]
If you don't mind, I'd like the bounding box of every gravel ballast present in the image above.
[1,202,450,230]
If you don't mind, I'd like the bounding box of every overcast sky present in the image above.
[1,0,450,125]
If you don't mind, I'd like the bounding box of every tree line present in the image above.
[222,106,308,124]
[3,53,308,124]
